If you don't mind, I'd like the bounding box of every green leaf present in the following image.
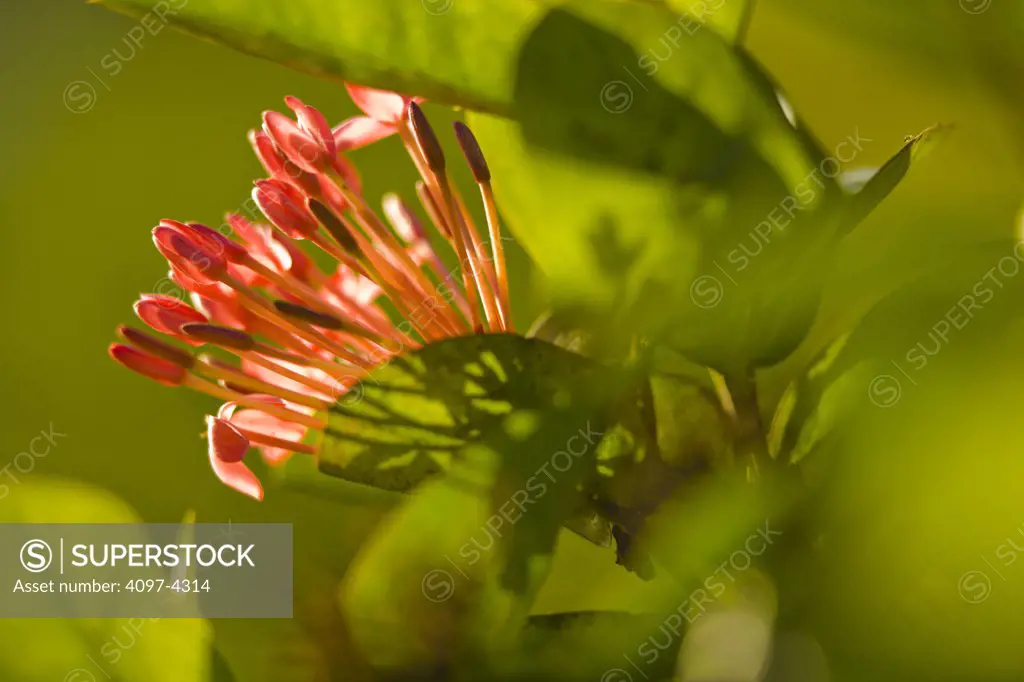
[785,362,876,464]
[643,471,791,584]
[92,0,755,113]
[318,333,640,665]
[94,0,545,114]
[468,2,837,372]
[0,479,211,682]
[839,124,950,234]
[664,0,756,43]
[770,332,861,464]
[779,237,1024,470]
[323,332,741,671]
[764,238,1024,679]
[592,373,731,527]
[319,330,647,573]
[492,610,679,679]
[338,372,624,673]
[339,476,538,672]
[269,449,401,508]
[315,333,621,492]
[316,332,738,584]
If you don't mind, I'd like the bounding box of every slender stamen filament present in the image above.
[308,228,436,341]
[183,374,326,430]
[235,428,316,455]
[415,179,451,239]
[243,352,342,397]
[250,340,364,378]
[453,120,513,331]
[323,174,467,337]
[240,254,405,344]
[382,193,473,323]
[308,195,451,341]
[220,273,369,367]
[452,189,503,331]
[196,354,329,411]
[410,181,476,327]
[181,322,363,381]
[479,184,512,330]
[436,175,488,332]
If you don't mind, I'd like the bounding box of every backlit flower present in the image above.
[332,84,423,151]
[110,88,512,501]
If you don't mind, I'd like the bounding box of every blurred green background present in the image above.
[1,0,1023,680]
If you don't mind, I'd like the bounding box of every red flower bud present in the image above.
[134,295,208,341]
[109,343,188,386]
[253,179,318,239]
[263,110,330,174]
[152,224,227,283]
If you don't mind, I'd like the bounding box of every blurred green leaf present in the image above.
[839,124,950,235]
[644,471,792,584]
[771,332,859,464]
[339,476,548,673]
[784,362,874,465]
[467,1,841,373]
[591,373,731,560]
[209,647,239,682]
[494,610,678,680]
[665,0,755,43]
[768,0,1024,170]
[326,332,681,673]
[769,237,1024,679]
[270,450,401,508]
[0,479,211,682]
[780,237,1024,472]
[339,373,641,674]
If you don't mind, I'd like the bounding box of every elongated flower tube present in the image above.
[109,88,513,501]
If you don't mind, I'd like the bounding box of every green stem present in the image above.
[724,371,769,478]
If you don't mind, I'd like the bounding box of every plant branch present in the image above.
[722,370,769,478]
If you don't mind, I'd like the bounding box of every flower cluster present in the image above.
[109,84,512,500]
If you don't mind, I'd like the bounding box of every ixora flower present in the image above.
[109,87,512,501]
